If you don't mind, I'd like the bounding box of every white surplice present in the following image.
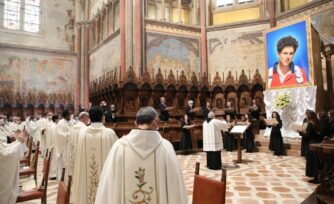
[25,119,39,145]
[0,141,28,204]
[55,119,73,180]
[95,129,188,204]
[72,122,118,204]
[203,119,228,152]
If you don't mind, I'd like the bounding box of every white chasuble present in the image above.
[67,121,87,177]
[72,122,118,204]
[124,144,157,204]
[95,129,188,204]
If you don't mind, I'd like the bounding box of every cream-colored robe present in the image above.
[45,121,58,178]
[0,141,28,204]
[55,119,73,179]
[36,118,48,155]
[67,121,87,179]
[25,119,39,145]
[0,126,9,143]
[72,122,118,204]
[95,129,188,204]
[203,119,228,152]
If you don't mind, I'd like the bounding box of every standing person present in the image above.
[225,101,236,120]
[202,101,211,120]
[203,111,228,170]
[180,114,195,154]
[95,107,187,204]
[267,112,284,156]
[328,110,334,137]
[250,99,260,121]
[239,113,255,153]
[67,112,90,180]
[72,106,118,204]
[299,111,321,183]
[0,131,28,204]
[318,111,330,141]
[46,114,60,179]
[105,104,118,123]
[55,109,73,181]
[300,111,311,157]
[225,114,236,152]
[158,97,174,122]
[185,100,195,121]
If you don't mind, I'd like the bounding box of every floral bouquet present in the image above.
[274,92,291,109]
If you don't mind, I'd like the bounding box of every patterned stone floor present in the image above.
[19,150,316,204]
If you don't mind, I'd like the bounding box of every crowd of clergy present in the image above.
[1,98,333,204]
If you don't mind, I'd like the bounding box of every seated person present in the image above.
[225,101,236,120]
[158,97,174,122]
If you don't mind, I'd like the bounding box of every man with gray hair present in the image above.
[203,111,228,170]
[95,106,187,204]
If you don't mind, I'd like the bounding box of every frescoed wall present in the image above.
[207,24,269,80]
[311,9,334,45]
[146,32,200,77]
[90,34,120,82]
[0,48,76,95]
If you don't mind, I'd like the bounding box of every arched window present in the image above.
[1,0,41,33]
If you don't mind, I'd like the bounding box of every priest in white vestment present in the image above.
[36,114,49,156]
[67,112,89,183]
[95,107,188,204]
[203,111,228,170]
[0,132,28,204]
[46,114,60,178]
[72,106,118,204]
[55,109,73,180]
[25,116,39,145]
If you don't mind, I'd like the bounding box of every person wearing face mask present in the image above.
[95,106,188,204]
[72,106,118,204]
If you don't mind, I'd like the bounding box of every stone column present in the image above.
[110,2,115,33]
[192,0,197,25]
[120,0,126,81]
[75,23,82,112]
[268,0,276,28]
[95,17,99,45]
[200,0,208,78]
[100,11,104,41]
[134,0,142,76]
[84,23,90,109]
[126,0,133,70]
[161,0,166,20]
[324,44,334,108]
[178,0,182,23]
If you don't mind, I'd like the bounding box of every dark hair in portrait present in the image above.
[277,36,299,53]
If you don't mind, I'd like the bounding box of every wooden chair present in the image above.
[20,137,33,166]
[56,168,72,204]
[192,162,227,204]
[20,141,40,184]
[17,149,52,204]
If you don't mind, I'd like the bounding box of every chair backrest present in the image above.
[192,162,226,204]
[39,149,51,195]
[27,139,33,162]
[30,141,40,168]
[56,168,72,204]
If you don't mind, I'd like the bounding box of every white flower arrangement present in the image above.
[274,92,291,109]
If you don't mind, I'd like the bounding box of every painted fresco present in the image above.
[311,9,334,45]
[0,50,76,95]
[207,24,269,80]
[90,34,120,82]
[146,32,200,78]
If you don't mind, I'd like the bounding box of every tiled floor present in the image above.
[20,150,316,204]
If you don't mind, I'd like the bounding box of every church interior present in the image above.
[0,0,334,204]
